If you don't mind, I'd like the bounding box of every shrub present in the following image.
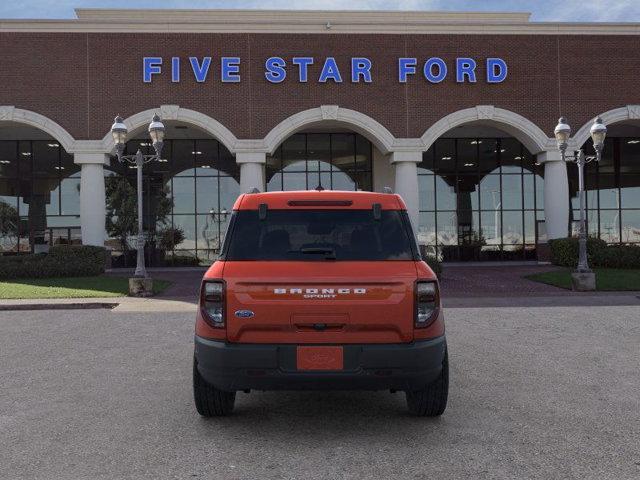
[0,245,107,280]
[595,245,640,269]
[164,254,202,267]
[549,237,640,269]
[157,227,185,252]
[549,237,607,267]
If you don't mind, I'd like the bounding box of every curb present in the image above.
[0,302,119,311]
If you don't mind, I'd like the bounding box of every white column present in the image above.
[76,153,109,246]
[237,152,266,193]
[538,151,569,240]
[391,150,421,229]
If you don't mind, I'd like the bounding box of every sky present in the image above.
[0,0,639,22]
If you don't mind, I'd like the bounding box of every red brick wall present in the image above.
[0,32,638,142]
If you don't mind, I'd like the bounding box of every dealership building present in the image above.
[0,9,639,264]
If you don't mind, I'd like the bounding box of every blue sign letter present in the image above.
[221,57,241,83]
[398,58,417,83]
[143,57,162,83]
[265,57,287,83]
[292,57,314,82]
[319,57,342,83]
[189,57,211,83]
[456,58,477,83]
[424,57,447,83]
[486,58,508,83]
[171,57,180,83]
[351,58,372,83]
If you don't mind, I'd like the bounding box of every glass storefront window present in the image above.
[0,140,80,253]
[501,175,523,210]
[418,137,542,261]
[417,211,437,247]
[418,174,435,211]
[500,138,522,174]
[620,175,640,208]
[479,175,501,211]
[266,133,373,192]
[457,176,479,210]
[435,175,456,211]
[478,139,499,175]
[621,210,640,243]
[621,138,640,173]
[107,138,239,266]
[570,136,640,245]
[599,210,620,243]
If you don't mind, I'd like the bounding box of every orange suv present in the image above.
[193,190,448,416]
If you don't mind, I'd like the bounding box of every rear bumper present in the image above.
[194,335,446,392]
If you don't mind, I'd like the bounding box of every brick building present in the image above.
[0,9,639,264]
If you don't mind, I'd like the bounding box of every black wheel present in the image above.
[193,358,236,417]
[406,349,449,417]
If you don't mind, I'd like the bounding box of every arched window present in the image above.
[570,135,640,244]
[0,138,79,253]
[266,133,373,192]
[418,137,544,261]
[107,137,239,267]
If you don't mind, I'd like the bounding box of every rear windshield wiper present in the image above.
[291,248,337,260]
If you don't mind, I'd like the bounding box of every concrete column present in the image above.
[237,152,266,193]
[391,150,422,229]
[75,153,109,247]
[538,151,569,240]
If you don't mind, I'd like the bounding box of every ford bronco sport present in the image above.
[193,190,448,416]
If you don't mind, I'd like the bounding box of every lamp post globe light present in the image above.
[110,113,165,296]
[553,116,607,291]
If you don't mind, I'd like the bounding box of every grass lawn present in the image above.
[0,276,172,299]
[526,268,640,291]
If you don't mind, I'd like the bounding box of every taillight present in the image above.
[415,281,439,328]
[201,280,225,328]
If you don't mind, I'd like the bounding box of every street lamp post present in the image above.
[111,114,165,295]
[553,116,607,291]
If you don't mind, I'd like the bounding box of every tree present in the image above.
[105,176,172,252]
[0,200,19,251]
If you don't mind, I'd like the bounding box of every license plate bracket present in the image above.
[296,346,344,371]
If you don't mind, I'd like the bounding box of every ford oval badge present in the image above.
[235,310,255,318]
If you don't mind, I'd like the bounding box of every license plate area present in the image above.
[296,346,344,371]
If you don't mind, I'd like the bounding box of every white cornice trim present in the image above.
[75,9,532,23]
[0,9,639,34]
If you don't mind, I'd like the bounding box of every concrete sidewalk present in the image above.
[0,295,197,312]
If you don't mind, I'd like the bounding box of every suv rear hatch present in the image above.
[220,206,419,344]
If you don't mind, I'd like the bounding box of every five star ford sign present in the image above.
[143,56,508,84]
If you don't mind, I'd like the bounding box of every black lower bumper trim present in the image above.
[194,335,446,392]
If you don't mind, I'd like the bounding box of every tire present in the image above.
[405,349,449,417]
[193,358,236,417]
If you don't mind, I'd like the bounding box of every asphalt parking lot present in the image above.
[1,303,639,480]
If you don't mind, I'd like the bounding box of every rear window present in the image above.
[223,209,417,261]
